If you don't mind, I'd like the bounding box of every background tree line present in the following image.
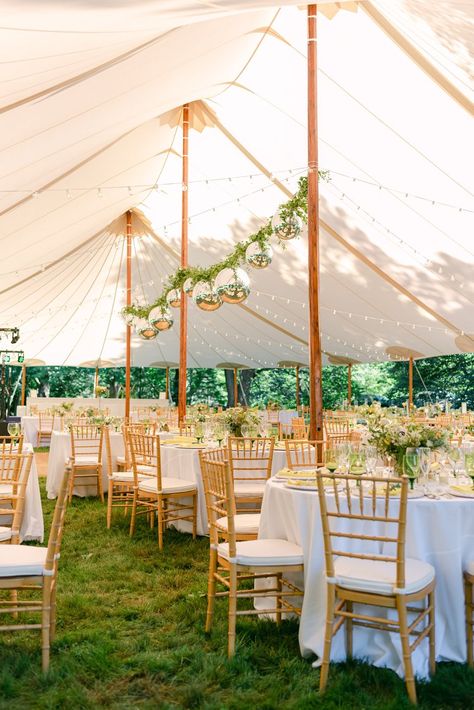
[6,353,474,412]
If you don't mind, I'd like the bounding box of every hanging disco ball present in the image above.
[245,241,273,269]
[166,288,181,309]
[271,210,303,241]
[134,318,158,340]
[192,280,222,311]
[148,306,173,331]
[214,267,250,304]
[183,277,194,296]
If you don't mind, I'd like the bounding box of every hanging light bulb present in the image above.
[245,241,273,269]
[183,277,194,296]
[192,280,222,311]
[166,289,181,308]
[134,317,158,340]
[271,209,303,241]
[148,306,173,331]
[214,267,250,304]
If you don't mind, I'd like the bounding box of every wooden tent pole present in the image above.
[178,103,189,425]
[307,5,323,443]
[408,356,414,412]
[94,365,99,394]
[165,366,170,401]
[295,366,300,409]
[125,210,132,421]
[348,364,352,405]
[21,364,26,406]
[233,368,238,406]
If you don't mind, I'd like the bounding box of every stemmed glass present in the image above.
[335,442,350,474]
[194,422,204,444]
[364,445,378,476]
[7,422,20,444]
[417,447,431,483]
[462,444,474,489]
[403,448,420,490]
[447,446,463,479]
[349,447,366,485]
[214,423,225,447]
[324,448,337,473]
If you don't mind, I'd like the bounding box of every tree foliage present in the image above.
[7,353,474,413]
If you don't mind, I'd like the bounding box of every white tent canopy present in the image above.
[0,1,472,368]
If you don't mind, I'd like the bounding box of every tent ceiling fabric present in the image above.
[0,1,472,368]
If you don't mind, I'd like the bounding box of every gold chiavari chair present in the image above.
[200,453,304,656]
[316,471,436,705]
[285,439,325,471]
[128,432,197,549]
[68,424,104,502]
[266,409,280,425]
[0,468,72,672]
[179,421,194,437]
[37,413,57,447]
[465,562,474,667]
[116,422,156,472]
[0,452,33,544]
[0,435,24,456]
[104,427,137,529]
[291,417,309,440]
[227,437,274,514]
[200,449,259,541]
[324,416,350,439]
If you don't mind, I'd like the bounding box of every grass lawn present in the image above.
[0,484,473,709]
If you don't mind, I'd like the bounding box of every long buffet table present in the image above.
[18,397,170,417]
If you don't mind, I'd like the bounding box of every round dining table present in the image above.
[259,477,474,680]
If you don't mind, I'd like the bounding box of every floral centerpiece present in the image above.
[95,385,108,397]
[367,412,448,473]
[267,399,281,411]
[52,402,75,418]
[219,407,261,437]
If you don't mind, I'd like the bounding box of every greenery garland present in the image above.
[122,173,328,320]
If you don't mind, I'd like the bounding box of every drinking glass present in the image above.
[335,442,350,473]
[364,445,378,475]
[194,422,204,444]
[403,448,420,490]
[349,448,366,484]
[324,448,337,472]
[214,424,225,447]
[417,447,431,480]
[463,444,474,488]
[7,423,20,437]
[447,446,463,478]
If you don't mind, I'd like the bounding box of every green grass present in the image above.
[0,485,473,709]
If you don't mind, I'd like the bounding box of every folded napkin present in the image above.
[450,484,474,493]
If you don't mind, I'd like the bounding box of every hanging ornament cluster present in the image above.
[121,175,318,339]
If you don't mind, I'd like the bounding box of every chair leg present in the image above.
[205,547,217,633]
[396,595,417,705]
[68,470,75,503]
[428,589,436,675]
[276,574,282,625]
[129,491,138,537]
[227,565,238,657]
[106,481,113,529]
[10,589,18,619]
[319,583,336,693]
[465,575,473,668]
[97,467,104,504]
[42,583,51,673]
[157,497,164,550]
[345,600,353,659]
[192,493,197,540]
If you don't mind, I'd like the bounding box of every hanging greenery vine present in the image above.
[122,172,329,324]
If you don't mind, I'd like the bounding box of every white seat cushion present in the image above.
[465,560,474,576]
[0,484,13,496]
[72,456,99,466]
[216,513,260,535]
[138,477,197,495]
[333,557,435,595]
[116,455,126,464]
[0,545,48,577]
[110,470,148,482]
[217,538,304,566]
[0,527,12,542]
[137,464,154,474]
[234,481,266,498]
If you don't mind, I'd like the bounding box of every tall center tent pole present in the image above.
[178,104,190,425]
[307,5,324,443]
[125,210,132,421]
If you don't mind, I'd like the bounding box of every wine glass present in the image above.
[7,422,20,444]
[194,421,204,444]
[403,448,420,490]
[324,447,337,472]
[335,442,350,473]
[349,447,366,485]
[417,447,431,481]
[462,444,474,489]
[447,446,463,479]
[364,445,378,476]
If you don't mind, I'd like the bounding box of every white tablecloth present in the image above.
[159,445,287,536]
[46,430,124,499]
[0,443,44,542]
[21,415,64,446]
[259,479,474,679]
